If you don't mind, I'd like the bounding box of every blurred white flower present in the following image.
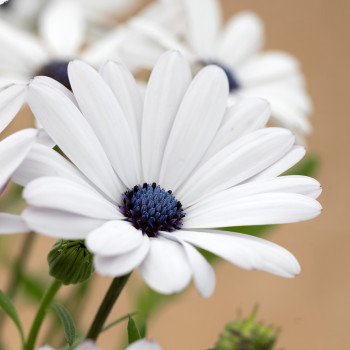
[18,52,321,297]
[0,128,37,234]
[128,0,313,142]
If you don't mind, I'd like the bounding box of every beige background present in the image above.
[1,0,349,349]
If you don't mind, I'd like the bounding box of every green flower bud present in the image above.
[47,240,94,285]
[214,309,279,350]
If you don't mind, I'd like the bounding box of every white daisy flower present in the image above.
[0,0,142,134]
[18,51,322,297]
[0,128,37,234]
[128,0,313,142]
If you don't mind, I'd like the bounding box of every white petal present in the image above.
[178,128,295,206]
[139,238,192,294]
[94,235,150,277]
[100,61,143,150]
[23,207,106,239]
[23,177,121,220]
[183,0,221,57]
[216,11,264,66]
[0,19,46,73]
[68,60,141,187]
[161,232,215,298]
[125,339,162,350]
[237,51,300,86]
[159,65,228,191]
[184,192,322,228]
[39,0,84,57]
[12,143,91,188]
[187,176,322,217]
[86,220,143,256]
[0,128,37,190]
[203,97,270,161]
[176,229,300,278]
[28,78,123,201]
[0,213,29,234]
[250,146,306,181]
[0,84,27,133]
[141,51,192,183]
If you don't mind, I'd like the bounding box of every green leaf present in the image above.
[51,303,76,346]
[0,290,24,345]
[127,315,141,344]
[59,336,85,350]
[101,312,138,333]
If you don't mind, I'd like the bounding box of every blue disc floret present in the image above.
[120,183,185,238]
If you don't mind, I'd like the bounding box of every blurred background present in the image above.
[0,0,348,349]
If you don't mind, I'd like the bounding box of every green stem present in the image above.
[86,274,131,341]
[25,279,62,350]
[0,232,36,331]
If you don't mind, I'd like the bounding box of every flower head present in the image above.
[19,51,321,297]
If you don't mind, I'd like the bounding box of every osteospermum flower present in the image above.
[0,128,37,234]
[18,51,321,297]
[129,0,312,142]
[0,0,142,133]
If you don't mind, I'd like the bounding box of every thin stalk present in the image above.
[25,279,62,350]
[0,232,36,330]
[86,274,131,341]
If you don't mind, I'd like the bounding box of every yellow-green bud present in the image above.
[47,240,94,285]
[214,309,279,350]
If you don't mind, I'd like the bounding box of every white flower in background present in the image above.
[0,128,37,234]
[37,338,161,350]
[18,52,321,298]
[128,0,312,142]
[0,0,143,134]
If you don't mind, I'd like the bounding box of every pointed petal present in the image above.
[139,238,192,294]
[23,176,121,220]
[39,0,84,57]
[217,12,264,66]
[0,213,29,234]
[12,143,91,188]
[0,128,37,191]
[142,51,192,183]
[249,146,306,181]
[160,65,228,191]
[94,235,150,277]
[184,192,322,228]
[0,84,27,133]
[161,232,215,298]
[176,229,300,278]
[100,61,143,150]
[178,128,295,206]
[28,77,123,201]
[86,220,143,256]
[68,60,141,187]
[23,207,106,239]
[203,97,270,161]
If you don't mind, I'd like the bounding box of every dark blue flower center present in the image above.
[203,60,240,92]
[35,60,71,90]
[120,183,185,238]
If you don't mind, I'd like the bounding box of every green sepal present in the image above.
[127,314,141,344]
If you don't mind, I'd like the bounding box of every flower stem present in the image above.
[86,273,131,341]
[25,279,62,350]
